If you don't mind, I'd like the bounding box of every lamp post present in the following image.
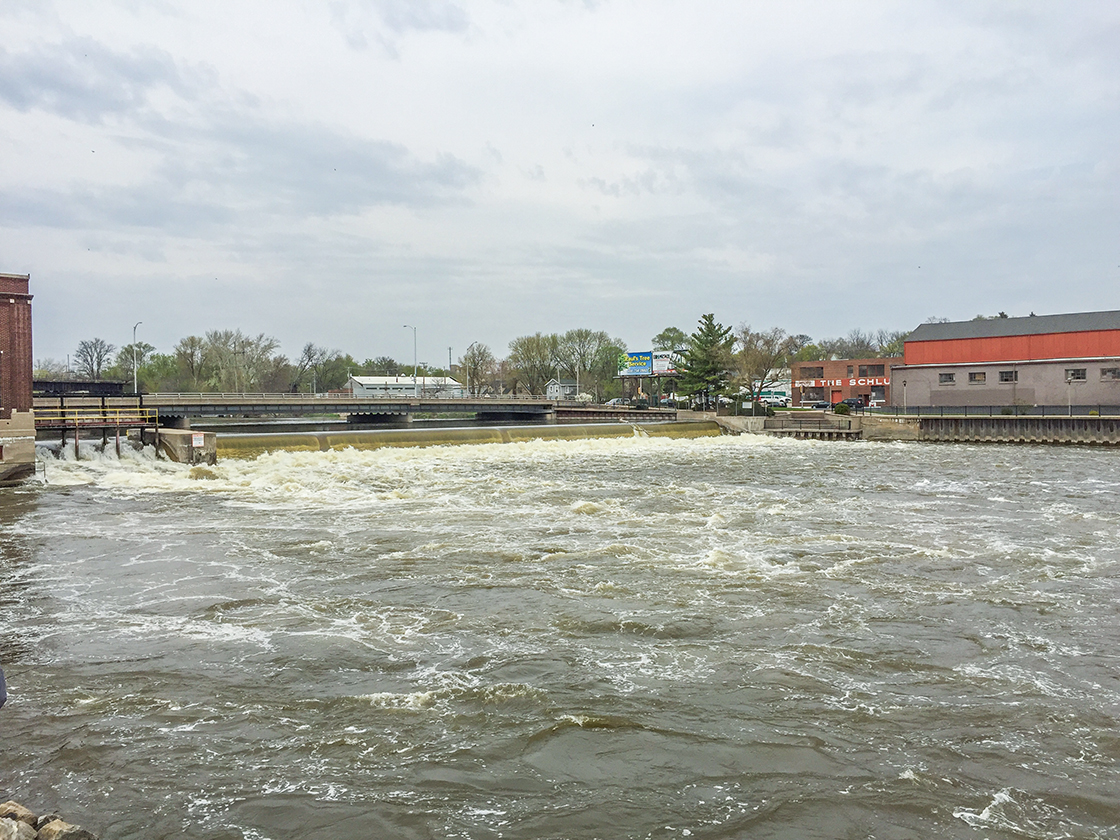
[902,379,907,415]
[132,321,142,395]
[465,341,478,396]
[403,324,418,397]
[1066,374,1073,417]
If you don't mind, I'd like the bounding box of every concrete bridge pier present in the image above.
[142,428,215,465]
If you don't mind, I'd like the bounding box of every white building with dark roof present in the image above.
[348,375,465,399]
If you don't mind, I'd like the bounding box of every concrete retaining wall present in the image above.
[0,410,36,484]
[217,421,722,460]
[918,415,1120,445]
[858,416,922,441]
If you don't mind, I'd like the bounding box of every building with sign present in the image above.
[1,272,35,483]
[791,357,898,406]
[891,311,1120,408]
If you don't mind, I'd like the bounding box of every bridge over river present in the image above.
[33,393,675,430]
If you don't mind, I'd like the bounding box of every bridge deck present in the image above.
[33,394,676,423]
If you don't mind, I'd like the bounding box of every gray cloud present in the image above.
[3,1,1118,363]
[0,115,480,235]
[330,0,468,53]
[0,37,196,123]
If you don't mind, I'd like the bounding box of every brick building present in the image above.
[1,272,35,483]
[791,357,898,406]
[892,311,1120,408]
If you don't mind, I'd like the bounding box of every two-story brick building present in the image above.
[791,357,899,406]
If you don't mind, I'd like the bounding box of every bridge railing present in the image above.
[34,407,159,428]
[140,392,557,401]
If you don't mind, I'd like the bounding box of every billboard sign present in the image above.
[652,350,679,375]
[618,351,653,377]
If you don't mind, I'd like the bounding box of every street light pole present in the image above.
[403,325,418,397]
[132,321,142,395]
[465,341,478,396]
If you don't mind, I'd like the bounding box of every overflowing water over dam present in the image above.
[2,434,1118,839]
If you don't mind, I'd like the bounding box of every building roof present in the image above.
[349,375,463,387]
[907,310,1120,343]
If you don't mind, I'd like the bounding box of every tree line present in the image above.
[34,319,908,400]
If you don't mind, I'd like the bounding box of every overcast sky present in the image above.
[2,1,1117,367]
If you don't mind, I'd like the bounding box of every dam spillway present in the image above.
[215,420,724,459]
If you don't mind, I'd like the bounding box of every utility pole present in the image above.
[403,325,418,397]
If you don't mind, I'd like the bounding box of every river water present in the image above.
[2,433,1118,839]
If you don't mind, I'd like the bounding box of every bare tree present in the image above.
[74,338,116,380]
[175,336,208,390]
[875,329,909,357]
[554,329,620,396]
[203,330,280,391]
[507,333,559,395]
[458,342,496,396]
[34,358,70,378]
[732,325,796,402]
[292,343,338,392]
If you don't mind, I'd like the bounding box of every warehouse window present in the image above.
[999,370,1018,383]
[939,373,956,385]
[858,364,885,376]
[1101,367,1120,381]
[968,372,986,384]
[1065,368,1087,381]
[847,365,854,376]
[799,366,824,378]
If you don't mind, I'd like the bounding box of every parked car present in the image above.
[605,398,627,406]
[832,397,865,410]
[761,396,791,407]
[810,401,830,409]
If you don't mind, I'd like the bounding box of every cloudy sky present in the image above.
[2,1,1117,367]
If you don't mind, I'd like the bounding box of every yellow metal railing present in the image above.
[34,407,159,428]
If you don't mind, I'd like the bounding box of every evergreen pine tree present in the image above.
[678,314,733,410]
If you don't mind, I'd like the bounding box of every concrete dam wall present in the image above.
[217,421,723,460]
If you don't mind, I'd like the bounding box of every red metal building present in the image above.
[894,311,1120,408]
